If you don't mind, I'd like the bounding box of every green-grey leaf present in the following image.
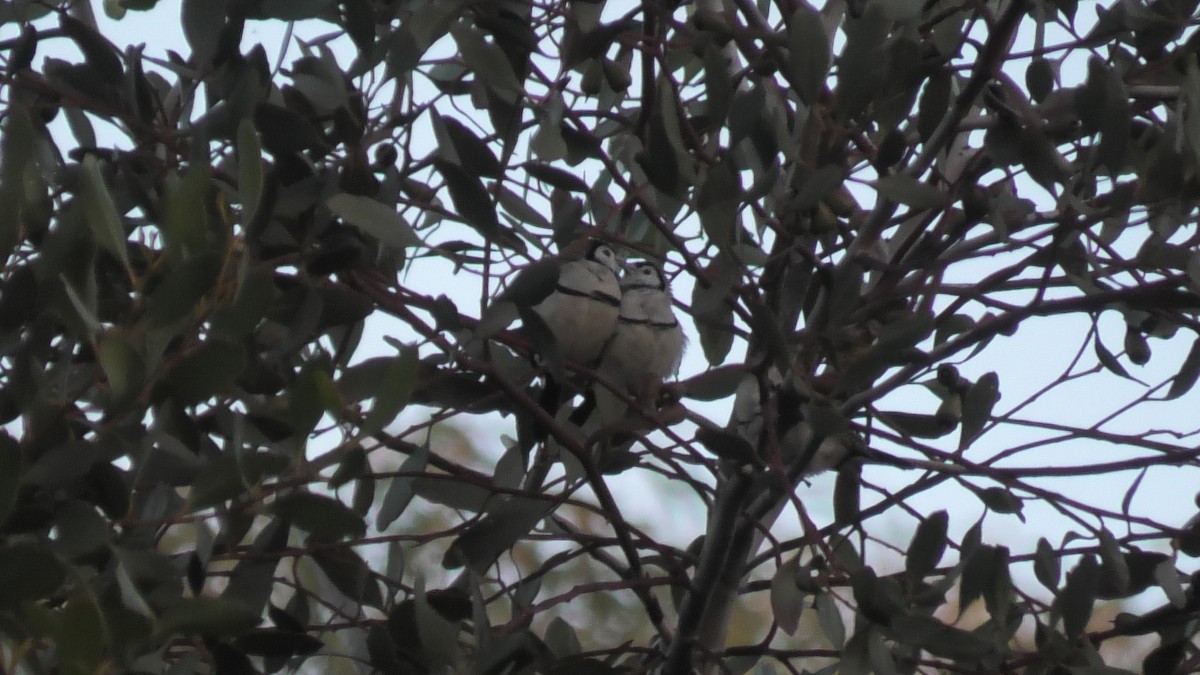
[58,586,107,672]
[0,108,34,260]
[880,411,956,439]
[98,331,145,406]
[237,117,263,226]
[1026,58,1055,103]
[187,452,291,511]
[906,510,949,582]
[157,597,262,637]
[413,576,462,666]
[362,346,421,436]
[959,372,999,450]
[162,163,213,259]
[876,174,948,210]
[787,6,831,105]
[272,492,366,540]
[1097,528,1129,599]
[327,193,420,249]
[165,340,247,406]
[444,497,552,573]
[0,543,65,608]
[815,592,845,648]
[145,251,222,327]
[436,160,503,242]
[1166,337,1200,400]
[0,437,20,527]
[450,21,522,102]
[769,555,804,635]
[311,545,384,608]
[1060,554,1098,640]
[80,155,132,276]
[376,445,429,531]
[1034,537,1060,591]
[976,486,1024,517]
[1094,333,1135,381]
[696,161,741,247]
[496,185,551,229]
[433,111,502,178]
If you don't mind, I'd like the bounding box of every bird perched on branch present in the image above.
[530,240,622,372]
[472,239,622,437]
[570,260,687,431]
[600,260,686,404]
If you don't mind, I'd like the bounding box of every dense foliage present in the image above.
[2,0,1200,673]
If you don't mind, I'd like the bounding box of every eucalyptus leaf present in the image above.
[327,193,421,249]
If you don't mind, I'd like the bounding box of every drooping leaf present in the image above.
[677,365,751,401]
[696,160,741,247]
[0,436,20,527]
[450,21,522,102]
[703,44,734,127]
[253,103,328,155]
[155,597,261,639]
[834,3,889,121]
[0,107,35,261]
[787,6,831,105]
[98,330,145,407]
[235,629,324,658]
[412,576,463,668]
[433,112,502,178]
[59,13,123,83]
[1026,58,1055,103]
[310,545,384,608]
[272,491,366,541]
[880,411,956,439]
[237,117,264,226]
[888,614,999,662]
[187,452,291,511]
[959,544,996,616]
[959,372,999,450]
[906,510,949,583]
[1034,537,1060,592]
[435,160,505,244]
[815,591,845,649]
[523,162,589,193]
[443,497,553,573]
[79,155,132,277]
[58,585,108,674]
[328,445,368,490]
[876,174,947,210]
[161,163,213,260]
[361,345,421,436]
[1059,554,1099,640]
[24,440,100,489]
[976,486,1025,519]
[770,558,804,634]
[222,519,289,615]
[164,339,248,406]
[496,185,551,229]
[327,193,421,249]
[1096,528,1129,599]
[376,445,429,531]
[1165,337,1200,400]
[1095,333,1136,380]
[0,543,65,608]
[694,425,757,465]
[145,251,222,326]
